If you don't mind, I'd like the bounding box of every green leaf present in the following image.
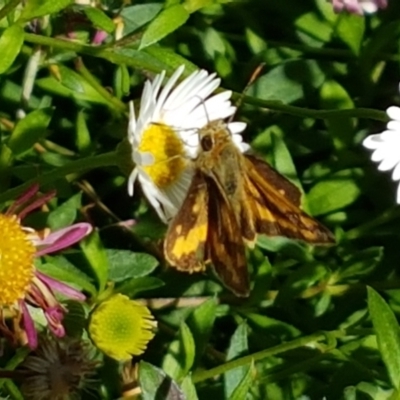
[80,230,108,293]
[36,65,109,105]
[8,108,53,156]
[139,361,186,400]
[186,298,217,366]
[20,0,73,20]
[307,169,362,216]
[84,7,115,34]
[269,130,302,191]
[121,3,163,35]
[180,376,199,400]
[249,60,325,104]
[338,247,383,281]
[139,4,189,50]
[162,323,196,381]
[114,64,130,99]
[39,260,96,297]
[0,25,24,75]
[368,287,400,389]
[107,250,159,282]
[320,80,354,150]
[230,363,253,400]
[75,110,91,153]
[179,322,196,378]
[183,0,213,13]
[295,11,333,43]
[224,322,249,399]
[335,13,365,55]
[47,193,82,230]
[117,276,165,297]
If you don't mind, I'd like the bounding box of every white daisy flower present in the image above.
[331,0,387,14]
[128,65,247,223]
[363,104,400,203]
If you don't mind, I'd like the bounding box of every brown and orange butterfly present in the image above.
[164,119,334,297]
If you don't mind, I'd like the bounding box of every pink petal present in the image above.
[6,184,39,216]
[36,271,86,301]
[92,30,108,45]
[45,307,65,337]
[19,300,38,349]
[18,190,56,220]
[35,223,92,256]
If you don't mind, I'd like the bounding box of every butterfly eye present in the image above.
[201,135,213,151]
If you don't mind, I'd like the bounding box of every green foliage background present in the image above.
[1,0,400,399]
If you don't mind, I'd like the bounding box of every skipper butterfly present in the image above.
[164,119,334,297]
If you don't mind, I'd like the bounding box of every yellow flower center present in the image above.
[138,124,186,189]
[0,214,35,306]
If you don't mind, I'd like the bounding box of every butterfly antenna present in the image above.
[228,62,265,123]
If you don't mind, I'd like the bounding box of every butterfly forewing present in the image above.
[164,171,208,272]
[243,155,334,244]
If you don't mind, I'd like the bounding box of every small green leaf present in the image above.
[179,323,196,378]
[162,323,196,381]
[47,193,82,230]
[121,3,163,35]
[139,361,186,400]
[307,169,362,216]
[0,25,24,74]
[8,108,53,156]
[36,65,109,105]
[139,4,189,50]
[224,322,249,399]
[230,363,253,400]
[320,80,354,150]
[180,376,199,400]
[117,276,165,297]
[335,13,365,55]
[338,247,384,281]
[84,7,115,34]
[20,0,73,20]
[39,260,96,297]
[249,60,325,104]
[75,111,91,153]
[186,298,217,366]
[368,287,400,389]
[183,0,212,13]
[107,250,159,282]
[114,65,130,99]
[80,230,108,292]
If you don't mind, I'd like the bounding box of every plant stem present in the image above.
[241,95,388,122]
[23,33,388,122]
[0,151,118,203]
[192,329,344,383]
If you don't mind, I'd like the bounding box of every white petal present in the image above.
[128,168,138,196]
[371,147,391,163]
[392,162,400,180]
[228,121,247,135]
[154,66,185,117]
[396,183,400,204]
[387,106,400,121]
[128,101,136,140]
[377,153,400,171]
[387,120,400,133]
[363,133,385,149]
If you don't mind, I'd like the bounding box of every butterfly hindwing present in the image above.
[205,176,250,297]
